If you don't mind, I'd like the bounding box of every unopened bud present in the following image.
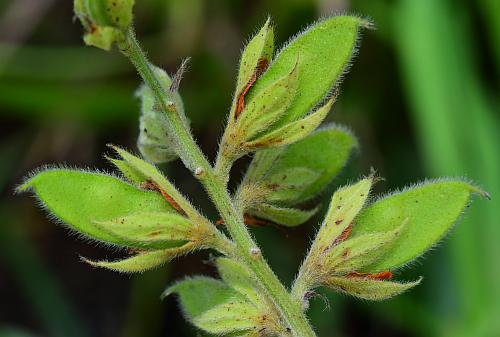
[74,0,135,50]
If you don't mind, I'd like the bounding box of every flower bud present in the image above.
[74,0,135,50]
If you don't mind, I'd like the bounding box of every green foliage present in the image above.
[17,169,174,244]
[327,225,404,273]
[246,15,371,127]
[164,259,286,336]
[244,97,334,149]
[249,204,318,227]
[316,177,373,248]
[164,277,262,335]
[235,62,299,141]
[234,17,274,103]
[325,276,422,301]
[218,16,367,169]
[350,180,486,271]
[16,4,488,337]
[93,212,193,249]
[84,249,184,273]
[240,126,356,226]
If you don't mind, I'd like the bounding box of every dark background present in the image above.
[0,0,499,336]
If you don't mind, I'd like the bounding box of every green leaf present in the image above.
[235,17,274,98]
[264,167,321,203]
[164,277,261,335]
[244,96,334,149]
[111,145,167,186]
[325,276,422,301]
[136,66,187,164]
[83,248,182,273]
[110,146,198,219]
[327,225,404,274]
[244,125,357,204]
[17,169,174,245]
[107,157,144,185]
[237,61,298,140]
[216,258,262,306]
[249,204,318,227]
[215,259,286,336]
[246,15,371,128]
[350,180,486,271]
[93,212,193,249]
[316,177,373,249]
[240,126,356,227]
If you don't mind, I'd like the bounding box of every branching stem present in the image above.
[120,29,316,337]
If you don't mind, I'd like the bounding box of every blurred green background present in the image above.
[1,0,498,336]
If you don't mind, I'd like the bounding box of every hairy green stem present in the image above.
[120,29,316,337]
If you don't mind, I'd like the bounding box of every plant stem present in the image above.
[121,29,316,337]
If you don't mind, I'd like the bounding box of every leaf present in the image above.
[327,225,404,274]
[326,276,422,301]
[83,247,186,273]
[315,177,373,249]
[136,66,188,164]
[164,277,261,335]
[216,258,262,306]
[235,17,274,99]
[264,167,321,203]
[264,125,357,200]
[237,61,299,140]
[244,125,357,204]
[246,15,371,128]
[111,145,166,186]
[350,180,486,271]
[248,204,318,227]
[17,169,174,245]
[244,96,334,149]
[93,212,194,249]
[107,157,144,185]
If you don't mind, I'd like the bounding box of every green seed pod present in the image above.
[74,0,135,50]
